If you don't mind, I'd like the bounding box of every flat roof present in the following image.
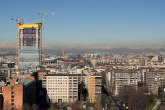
[23,78,34,86]
[45,73,87,76]
[17,22,42,29]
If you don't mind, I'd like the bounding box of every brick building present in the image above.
[2,77,36,110]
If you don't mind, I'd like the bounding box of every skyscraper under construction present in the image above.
[16,22,43,72]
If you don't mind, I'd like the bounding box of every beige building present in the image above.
[45,74,78,103]
[88,74,102,103]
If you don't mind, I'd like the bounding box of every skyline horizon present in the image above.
[1,42,165,50]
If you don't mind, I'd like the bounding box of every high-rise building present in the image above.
[16,22,43,72]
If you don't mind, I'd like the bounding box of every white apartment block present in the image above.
[45,74,78,103]
[145,70,165,95]
[108,69,141,95]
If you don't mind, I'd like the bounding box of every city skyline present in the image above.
[0,0,165,48]
[1,1,165,110]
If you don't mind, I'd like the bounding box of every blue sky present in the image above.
[0,0,165,48]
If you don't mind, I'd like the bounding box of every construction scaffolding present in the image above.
[16,22,44,73]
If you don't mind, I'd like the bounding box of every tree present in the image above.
[78,81,88,101]
[95,95,102,110]
[72,102,81,110]
[128,89,148,110]
[119,85,135,105]
[119,86,154,110]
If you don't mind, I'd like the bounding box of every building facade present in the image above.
[45,74,78,103]
[145,70,165,95]
[2,78,36,110]
[88,74,102,103]
[108,69,141,95]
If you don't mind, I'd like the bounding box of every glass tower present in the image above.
[17,22,42,71]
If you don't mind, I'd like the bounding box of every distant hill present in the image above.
[1,47,165,56]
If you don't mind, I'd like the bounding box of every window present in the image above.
[11,99,14,102]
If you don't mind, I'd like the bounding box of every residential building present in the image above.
[2,77,36,110]
[145,69,165,95]
[88,74,102,103]
[108,69,141,95]
[45,74,78,103]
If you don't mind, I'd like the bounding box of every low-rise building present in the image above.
[0,63,15,81]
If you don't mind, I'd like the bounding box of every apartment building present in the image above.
[108,69,141,95]
[45,74,78,103]
[0,63,15,81]
[88,74,102,103]
[2,77,36,110]
[145,69,165,95]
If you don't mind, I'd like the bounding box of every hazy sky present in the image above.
[0,0,165,48]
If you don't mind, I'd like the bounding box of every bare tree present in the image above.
[119,86,154,110]
[119,85,136,105]
[95,95,102,110]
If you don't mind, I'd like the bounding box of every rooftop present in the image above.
[17,22,42,29]
[114,69,137,73]
[23,78,34,86]
[46,73,87,76]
